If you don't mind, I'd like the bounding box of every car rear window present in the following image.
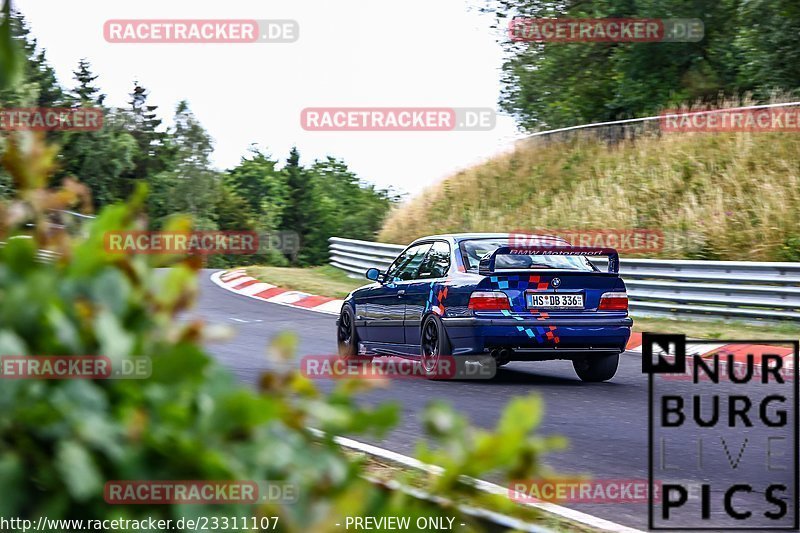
[459,239,596,272]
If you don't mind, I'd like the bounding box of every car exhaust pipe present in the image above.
[498,348,512,364]
[490,348,512,366]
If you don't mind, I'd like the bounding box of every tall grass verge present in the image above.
[380,113,800,261]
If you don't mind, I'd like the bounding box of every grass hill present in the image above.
[378,130,800,261]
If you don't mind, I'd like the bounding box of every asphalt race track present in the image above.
[193,269,795,531]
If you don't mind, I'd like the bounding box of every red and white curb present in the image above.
[625,332,795,370]
[211,269,345,315]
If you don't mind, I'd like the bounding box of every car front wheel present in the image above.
[572,353,619,382]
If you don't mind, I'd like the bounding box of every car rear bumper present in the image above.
[442,316,632,356]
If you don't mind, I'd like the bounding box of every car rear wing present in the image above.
[478,245,620,275]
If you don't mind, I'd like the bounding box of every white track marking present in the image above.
[318,431,646,533]
[229,317,263,324]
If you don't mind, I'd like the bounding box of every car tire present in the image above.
[420,314,452,379]
[337,306,359,358]
[572,353,619,382]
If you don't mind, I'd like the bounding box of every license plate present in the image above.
[527,293,584,309]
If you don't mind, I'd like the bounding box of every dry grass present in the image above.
[245,265,367,298]
[380,126,800,260]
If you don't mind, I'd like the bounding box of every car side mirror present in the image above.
[365,268,382,282]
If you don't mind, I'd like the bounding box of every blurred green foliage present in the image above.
[0,7,563,521]
[0,130,564,529]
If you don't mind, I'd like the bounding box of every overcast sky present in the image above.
[15,0,523,197]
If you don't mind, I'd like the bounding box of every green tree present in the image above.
[0,2,396,266]
[147,101,220,229]
[57,113,137,207]
[28,48,62,107]
[224,147,287,231]
[72,58,104,106]
[0,9,33,197]
[215,184,255,231]
[0,2,24,98]
[486,0,800,129]
[299,157,393,265]
[56,61,136,207]
[280,146,310,237]
[119,81,167,199]
[733,0,800,94]
[0,11,62,109]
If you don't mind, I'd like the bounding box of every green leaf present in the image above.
[0,329,27,354]
[55,440,102,502]
[0,453,25,514]
[498,395,543,436]
[94,308,134,361]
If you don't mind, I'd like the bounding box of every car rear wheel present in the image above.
[572,353,619,382]
[420,315,451,378]
[337,306,359,358]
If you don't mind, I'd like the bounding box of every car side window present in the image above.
[417,241,451,279]
[386,243,432,281]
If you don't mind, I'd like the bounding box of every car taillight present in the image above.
[599,291,628,311]
[468,291,511,311]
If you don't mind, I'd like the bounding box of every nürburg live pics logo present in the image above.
[643,333,799,530]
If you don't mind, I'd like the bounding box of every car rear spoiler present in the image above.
[478,246,620,275]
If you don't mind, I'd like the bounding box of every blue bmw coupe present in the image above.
[336,233,632,382]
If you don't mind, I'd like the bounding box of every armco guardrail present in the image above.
[519,100,800,143]
[329,237,402,275]
[329,237,800,322]
[0,238,60,263]
[0,210,95,263]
